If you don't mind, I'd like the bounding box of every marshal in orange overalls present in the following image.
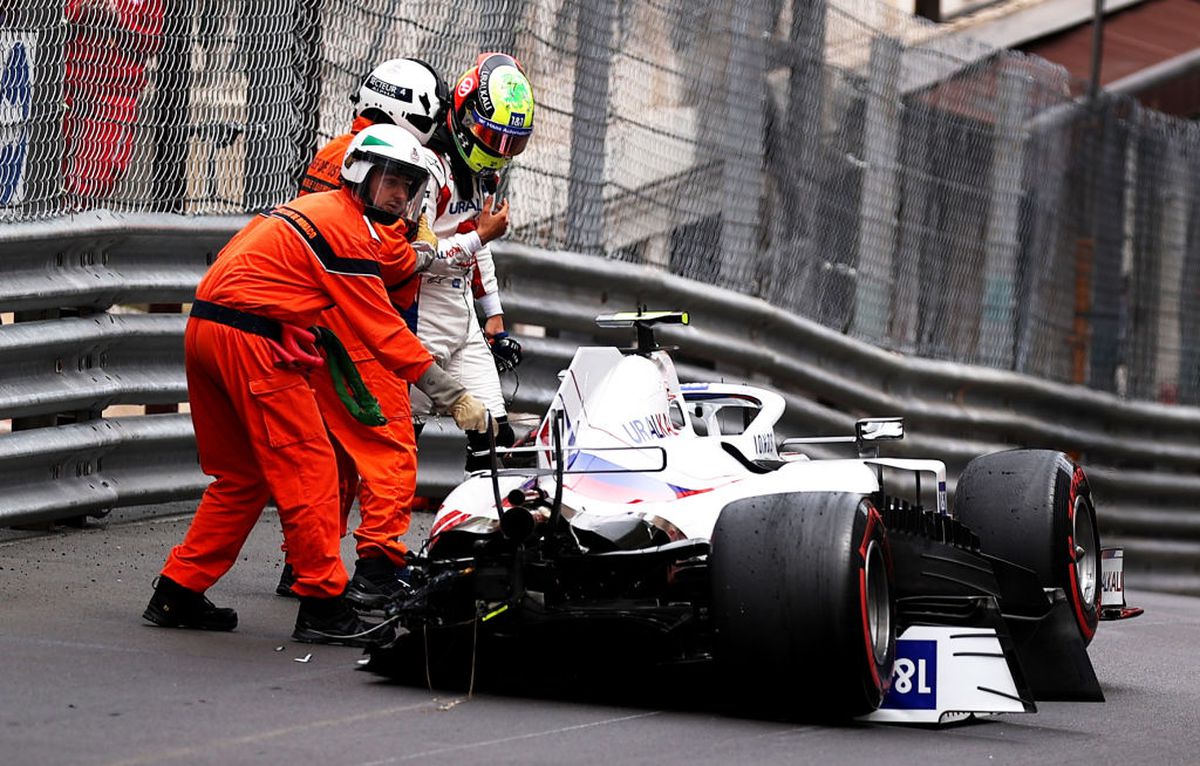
[160,186,432,598]
[298,115,423,570]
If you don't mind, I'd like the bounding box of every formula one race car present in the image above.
[365,311,1141,723]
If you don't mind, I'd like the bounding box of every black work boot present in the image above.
[142,576,238,631]
[275,563,297,598]
[345,557,412,611]
[292,594,385,647]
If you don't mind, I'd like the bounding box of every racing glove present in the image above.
[490,331,523,373]
[414,213,437,248]
[411,240,437,273]
[269,323,324,371]
[411,214,438,273]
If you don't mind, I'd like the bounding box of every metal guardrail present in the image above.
[0,313,186,419]
[0,213,239,525]
[0,414,206,527]
[0,212,242,310]
[0,217,1197,593]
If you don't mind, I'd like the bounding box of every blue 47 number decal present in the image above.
[881,639,937,710]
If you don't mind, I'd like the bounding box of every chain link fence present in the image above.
[1,0,1198,403]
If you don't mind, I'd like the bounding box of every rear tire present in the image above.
[954,449,1101,645]
[710,492,895,720]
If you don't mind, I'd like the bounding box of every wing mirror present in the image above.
[856,417,904,443]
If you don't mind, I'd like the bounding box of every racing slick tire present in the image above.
[710,492,895,720]
[954,449,1101,645]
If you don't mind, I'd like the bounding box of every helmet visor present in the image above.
[463,107,531,157]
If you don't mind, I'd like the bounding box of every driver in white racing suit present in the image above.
[412,52,534,470]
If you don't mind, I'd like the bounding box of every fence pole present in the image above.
[566,0,615,254]
[290,0,324,192]
[151,0,196,214]
[1127,119,1162,401]
[1086,98,1129,394]
[1155,144,1189,402]
[717,0,769,292]
[764,0,827,312]
[978,60,1031,368]
[851,36,902,343]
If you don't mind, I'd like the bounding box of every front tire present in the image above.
[710,492,895,720]
[954,449,1101,644]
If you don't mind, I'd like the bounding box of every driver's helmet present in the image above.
[447,52,535,174]
[341,123,430,231]
[352,57,449,145]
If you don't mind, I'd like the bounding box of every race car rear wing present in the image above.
[595,310,689,355]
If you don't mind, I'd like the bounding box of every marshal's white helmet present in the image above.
[341,123,430,230]
[352,58,449,145]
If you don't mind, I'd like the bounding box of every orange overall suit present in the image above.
[160,187,432,598]
[297,115,423,569]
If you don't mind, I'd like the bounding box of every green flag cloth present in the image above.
[312,326,387,427]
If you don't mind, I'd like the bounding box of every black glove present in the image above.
[491,332,522,373]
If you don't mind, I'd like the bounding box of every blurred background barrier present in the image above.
[2,0,1198,403]
[1,223,1197,593]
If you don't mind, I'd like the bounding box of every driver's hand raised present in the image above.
[476,195,509,244]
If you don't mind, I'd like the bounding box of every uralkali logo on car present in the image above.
[1101,548,1125,605]
[622,412,678,443]
[753,432,774,456]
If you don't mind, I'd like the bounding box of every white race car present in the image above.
[366,311,1141,723]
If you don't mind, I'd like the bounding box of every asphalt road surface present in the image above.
[1,502,1196,765]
